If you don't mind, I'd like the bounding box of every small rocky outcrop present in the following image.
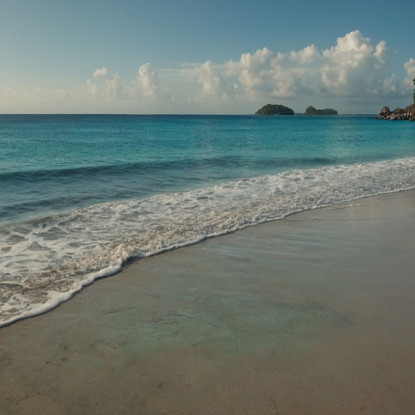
[379,106,391,118]
[305,106,338,115]
[255,104,294,115]
[377,104,415,121]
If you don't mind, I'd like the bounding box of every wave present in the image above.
[0,155,338,182]
[0,155,339,223]
[1,157,415,327]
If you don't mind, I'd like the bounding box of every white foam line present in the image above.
[0,264,122,329]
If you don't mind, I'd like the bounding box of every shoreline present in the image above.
[3,184,415,330]
[1,190,415,414]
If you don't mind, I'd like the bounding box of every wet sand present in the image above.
[1,191,415,414]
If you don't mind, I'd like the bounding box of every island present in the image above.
[255,104,294,116]
[378,77,415,120]
[377,105,415,121]
[305,106,338,115]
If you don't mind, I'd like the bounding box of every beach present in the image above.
[1,190,415,414]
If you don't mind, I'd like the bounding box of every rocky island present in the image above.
[377,105,415,121]
[305,106,338,115]
[378,77,415,120]
[255,104,294,116]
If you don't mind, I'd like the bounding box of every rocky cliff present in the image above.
[377,105,415,121]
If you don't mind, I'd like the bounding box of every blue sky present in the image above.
[1,0,414,114]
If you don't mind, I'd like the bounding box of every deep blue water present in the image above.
[1,114,414,326]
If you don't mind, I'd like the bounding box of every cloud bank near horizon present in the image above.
[1,30,414,113]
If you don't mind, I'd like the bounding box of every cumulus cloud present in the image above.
[320,30,393,96]
[1,30,413,113]
[191,60,235,98]
[404,58,415,86]
[236,47,273,93]
[137,63,162,97]
[104,72,127,98]
[82,63,166,104]
[290,44,320,64]
[93,67,108,78]
[182,30,408,104]
[83,73,129,101]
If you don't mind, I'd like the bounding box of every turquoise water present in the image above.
[1,114,415,326]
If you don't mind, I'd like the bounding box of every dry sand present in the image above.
[1,191,415,414]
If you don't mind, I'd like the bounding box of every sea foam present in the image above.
[1,157,415,327]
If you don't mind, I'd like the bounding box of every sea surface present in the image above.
[1,114,415,327]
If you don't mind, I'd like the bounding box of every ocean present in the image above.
[1,114,415,327]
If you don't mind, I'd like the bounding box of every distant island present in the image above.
[305,106,338,115]
[255,104,294,116]
[378,77,415,120]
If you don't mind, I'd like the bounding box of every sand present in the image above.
[1,191,415,414]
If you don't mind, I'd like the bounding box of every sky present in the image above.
[1,0,414,114]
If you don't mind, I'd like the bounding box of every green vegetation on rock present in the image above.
[305,106,338,115]
[255,104,294,115]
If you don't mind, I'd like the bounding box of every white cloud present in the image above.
[1,30,413,114]
[228,47,273,94]
[93,67,108,78]
[81,63,167,104]
[181,30,407,104]
[104,72,126,98]
[290,44,320,64]
[137,63,162,98]
[320,30,395,96]
[404,58,415,85]
[83,73,127,100]
[374,41,387,66]
[190,61,235,99]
